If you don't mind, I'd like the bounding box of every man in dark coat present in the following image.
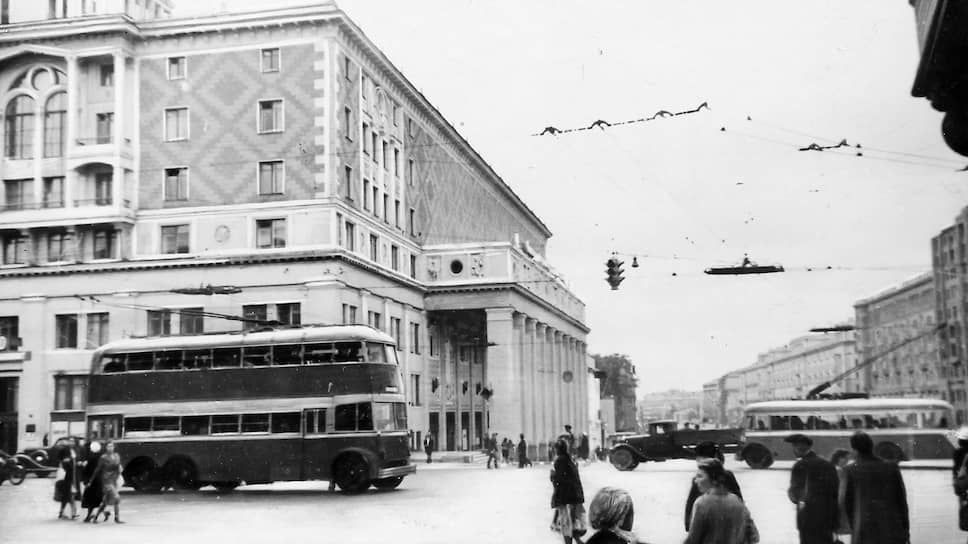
[486,433,500,469]
[517,433,530,468]
[423,433,434,464]
[684,441,743,531]
[786,433,839,544]
[844,431,909,544]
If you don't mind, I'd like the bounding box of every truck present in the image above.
[608,420,744,471]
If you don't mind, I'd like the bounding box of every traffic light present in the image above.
[605,256,625,290]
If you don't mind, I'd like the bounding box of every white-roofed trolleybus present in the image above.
[737,397,954,468]
[84,325,415,493]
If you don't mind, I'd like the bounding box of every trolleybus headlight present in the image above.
[89,441,102,453]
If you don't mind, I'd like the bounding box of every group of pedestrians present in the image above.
[486,432,533,468]
[548,429,911,544]
[54,440,125,524]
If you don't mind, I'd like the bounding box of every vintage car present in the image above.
[21,436,85,467]
[609,420,744,471]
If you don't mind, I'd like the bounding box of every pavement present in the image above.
[0,458,961,544]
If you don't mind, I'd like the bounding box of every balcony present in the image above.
[0,197,133,229]
[66,137,133,170]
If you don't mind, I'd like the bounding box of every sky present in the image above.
[177,1,966,394]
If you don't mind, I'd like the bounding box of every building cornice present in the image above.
[427,282,590,334]
[853,270,933,308]
[0,15,142,44]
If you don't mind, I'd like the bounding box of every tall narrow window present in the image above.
[382,141,389,171]
[393,148,400,177]
[362,122,370,155]
[395,200,401,228]
[55,314,78,348]
[390,317,401,349]
[92,227,115,259]
[371,133,378,163]
[95,173,112,205]
[409,323,420,354]
[344,107,352,141]
[47,231,68,262]
[147,310,171,337]
[44,92,66,157]
[167,56,186,80]
[0,316,17,351]
[258,161,284,195]
[369,234,378,261]
[165,107,188,141]
[344,222,355,251]
[363,179,371,211]
[255,218,286,249]
[391,245,399,271]
[2,235,26,264]
[258,100,283,133]
[164,168,188,201]
[372,185,379,217]
[86,313,109,348]
[261,48,280,72]
[344,166,353,200]
[383,195,390,223]
[160,224,190,254]
[99,64,114,87]
[5,95,34,159]
[410,254,417,279]
[409,208,416,235]
[43,177,64,208]
[96,113,113,144]
[277,303,301,326]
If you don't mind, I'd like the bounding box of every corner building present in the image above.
[0,1,588,457]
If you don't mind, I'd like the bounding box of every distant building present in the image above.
[637,389,700,424]
[593,354,637,433]
[701,380,720,427]
[932,208,968,423]
[855,272,944,402]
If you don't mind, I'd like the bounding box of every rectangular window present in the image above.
[92,227,115,259]
[255,218,286,249]
[54,375,87,411]
[164,167,188,201]
[47,231,68,262]
[369,234,378,261]
[242,413,270,433]
[3,179,29,210]
[382,141,389,170]
[55,314,78,348]
[161,224,190,254]
[336,212,343,246]
[42,177,64,208]
[409,322,420,354]
[343,55,351,80]
[363,179,371,210]
[272,412,300,433]
[277,303,301,326]
[95,112,113,144]
[410,373,421,406]
[409,208,416,235]
[165,107,189,141]
[382,195,389,223]
[367,311,382,330]
[429,327,437,357]
[410,254,417,279]
[345,222,355,251]
[147,310,172,337]
[362,122,370,155]
[86,312,109,348]
[344,107,352,141]
[335,402,373,431]
[0,316,18,351]
[342,304,358,325]
[408,159,414,184]
[344,166,353,200]
[95,173,112,205]
[211,415,240,434]
[392,102,399,126]
[394,148,400,177]
[391,245,399,271]
[372,186,379,217]
[305,408,327,434]
[243,304,267,330]
[44,95,65,158]
[408,118,415,137]
[395,200,401,228]
[258,160,284,195]
[261,48,280,72]
[390,317,401,349]
[361,74,369,102]
[99,64,114,87]
[3,235,26,265]
[258,100,283,133]
[179,308,203,335]
[371,132,378,163]
[167,56,186,80]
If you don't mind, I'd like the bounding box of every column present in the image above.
[112,51,125,207]
[565,337,575,434]
[524,317,537,451]
[579,341,588,436]
[65,55,79,208]
[513,313,526,440]
[485,307,517,441]
[535,322,548,453]
[550,328,561,437]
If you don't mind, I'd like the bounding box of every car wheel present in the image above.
[213,481,240,493]
[609,448,639,471]
[334,454,370,493]
[372,476,404,490]
[9,465,26,485]
[743,444,774,469]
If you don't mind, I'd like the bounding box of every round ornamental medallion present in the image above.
[214,225,231,244]
[562,370,574,383]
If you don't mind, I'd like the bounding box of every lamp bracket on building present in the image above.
[170,284,243,295]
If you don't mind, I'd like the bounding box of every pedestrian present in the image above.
[684,441,743,531]
[550,438,587,544]
[423,432,434,464]
[561,424,577,457]
[953,426,968,533]
[88,440,125,524]
[586,487,646,544]
[486,433,500,469]
[843,431,909,544]
[501,437,511,464]
[55,447,79,520]
[518,433,531,468]
[579,433,590,463]
[81,441,104,523]
[829,448,851,542]
[684,458,758,544]
[549,439,556,463]
[786,433,839,544]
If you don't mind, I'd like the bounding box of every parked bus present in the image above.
[736,398,954,469]
[84,325,415,493]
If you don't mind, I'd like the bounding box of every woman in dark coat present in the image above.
[81,441,104,522]
[55,447,78,520]
[844,432,909,544]
[550,438,586,544]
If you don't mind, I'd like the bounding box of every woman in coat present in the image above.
[844,432,909,544]
[830,448,852,539]
[89,440,124,524]
[550,438,586,544]
[684,459,759,544]
[81,441,104,523]
[55,447,78,520]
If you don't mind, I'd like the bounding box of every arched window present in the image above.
[44,92,66,158]
[5,95,35,159]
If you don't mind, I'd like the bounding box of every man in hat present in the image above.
[786,433,839,544]
[844,430,909,544]
[684,441,744,531]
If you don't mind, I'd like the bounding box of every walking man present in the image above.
[517,433,530,468]
[423,432,434,464]
[786,433,839,544]
[844,431,909,544]
[486,433,500,469]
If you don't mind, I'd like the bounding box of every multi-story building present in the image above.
[855,272,944,402]
[0,1,588,455]
[933,207,968,423]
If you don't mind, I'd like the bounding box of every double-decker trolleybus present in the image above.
[736,397,955,469]
[84,324,415,493]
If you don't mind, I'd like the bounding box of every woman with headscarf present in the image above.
[88,440,124,524]
[81,441,104,523]
[55,447,79,520]
[586,487,649,544]
[550,438,586,544]
[684,458,759,544]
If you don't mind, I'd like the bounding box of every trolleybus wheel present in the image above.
[333,454,370,493]
[8,465,26,485]
[213,481,239,493]
[165,457,202,491]
[609,448,639,471]
[743,444,774,469]
[126,460,164,493]
[372,476,404,490]
[874,442,905,463]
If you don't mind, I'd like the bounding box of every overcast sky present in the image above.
[176,1,965,394]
